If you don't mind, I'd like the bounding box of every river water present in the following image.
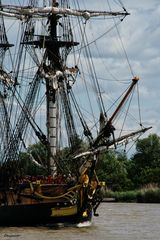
[0,203,160,240]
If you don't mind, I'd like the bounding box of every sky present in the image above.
[82,0,160,138]
[120,0,160,136]
[1,0,159,153]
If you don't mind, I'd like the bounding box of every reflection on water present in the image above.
[0,203,160,240]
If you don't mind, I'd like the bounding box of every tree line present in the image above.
[18,134,160,191]
[96,134,160,191]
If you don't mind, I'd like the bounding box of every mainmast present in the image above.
[46,0,79,173]
[46,0,60,173]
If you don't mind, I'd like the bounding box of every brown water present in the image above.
[0,203,160,240]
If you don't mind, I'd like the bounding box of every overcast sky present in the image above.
[84,0,160,137]
[113,0,160,137]
[2,0,159,142]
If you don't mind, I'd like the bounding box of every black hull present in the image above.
[0,202,92,226]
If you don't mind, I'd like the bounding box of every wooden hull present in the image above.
[0,183,93,226]
[0,202,91,226]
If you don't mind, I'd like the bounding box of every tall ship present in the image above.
[0,0,150,226]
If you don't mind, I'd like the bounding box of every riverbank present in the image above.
[104,187,160,203]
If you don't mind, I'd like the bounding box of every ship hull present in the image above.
[0,202,92,226]
[0,181,95,226]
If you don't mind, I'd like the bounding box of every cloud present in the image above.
[1,0,159,153]
[89,0,160,136]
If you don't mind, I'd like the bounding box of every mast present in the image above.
[46,0,60,173]
[93,77,140,147]
[0,1,137,170]
[45,0,79,172]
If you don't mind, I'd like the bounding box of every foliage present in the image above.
[105,187,160,203]
[18,133,160,190]
[109,190,137,202]
[128,134,160,188]
[96,150,132,191]
[27,142,48,168]
[56,138,89,174]
[17,142,49,176]
[96,134,160,191]
[18,151,48,176]
[137,186,160,203]
[18,137,88,176]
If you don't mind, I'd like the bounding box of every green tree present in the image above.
[96,150,132,191]
[27,142,48,168]
[18,137,89,176]
[128,134,160,188]
[18,151,47,176]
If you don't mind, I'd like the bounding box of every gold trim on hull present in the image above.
[51,205,78,217]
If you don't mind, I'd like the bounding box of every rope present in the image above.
[107,0,134,77]
[137,83,142,127]
[119,85,136,138]
[74,19,122,54]
[30,182,81,200]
